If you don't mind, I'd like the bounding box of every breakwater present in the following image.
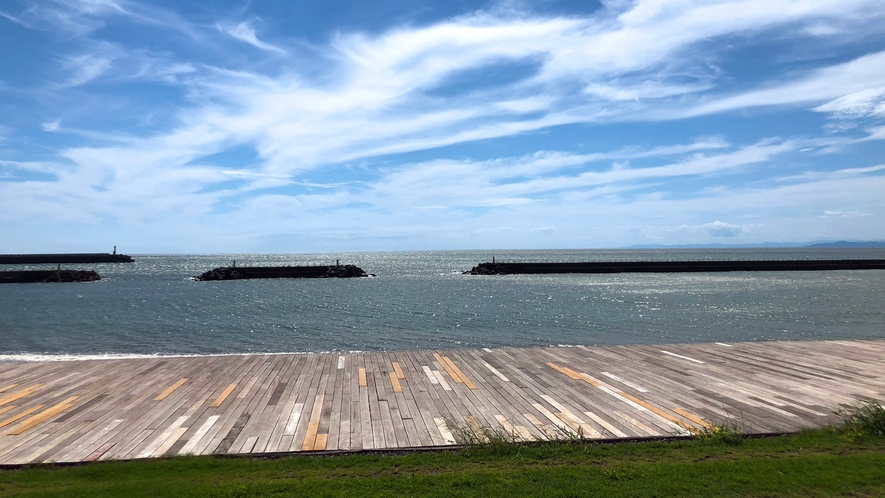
[195,264,372,281]
[464,259,885,275]
[0,253,134,264]
[0,269,101,283]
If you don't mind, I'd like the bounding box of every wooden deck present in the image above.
[0,340,883,465]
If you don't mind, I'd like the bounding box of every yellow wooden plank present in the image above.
[545,363,582,380]
[433,353,462,383]
[313,433,328,451]
[392,362,405,379]
[209,383,237,408]
[0,384,41,407]
[672,408,713,428]
[0,384,17,393]
[617,392,697,433]
[545,363,695,433]
[388,372,403,393]
[301,422,319,450]
[358,368,367,387]
[577,373,603,387]
[441,356,464,383]
[7,397,79,435]
[443,356,477,389]
[0,406,15,416]
[0,405,44,429]
[154,378,188,401]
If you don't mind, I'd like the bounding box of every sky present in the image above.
[1,0,884,253]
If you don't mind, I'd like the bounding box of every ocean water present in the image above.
[2,249,885,360]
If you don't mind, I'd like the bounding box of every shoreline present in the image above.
[0,336,876,363]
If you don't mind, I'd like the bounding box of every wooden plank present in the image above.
[242,436,259,453]
[433,417,456,445]
[614,410,660,436]
[422,366,439,385]
[531,403,573,434]
[0,406,15,416]
[237,376,260,399]
[433,371,452,391]
[371,355,399,448]
[358,368,367,388]
[300,394,324,451]
[154,379,188,401]
[392,362,405,380]
[584,411,628,438]
[313,433,328,451]
[540,395,601,438]
[178,415,220,455]
[523,413,552,437]
[394,352,439,447]
[136,415,190,458]
[672,407,713,428]
[617,392,697,433]
[7,397,78,435]
[0,385,17,393]
[0,406,44,429]
[442,356,477,390]
[301,422,319,451]
[327,353,345,451]
[358,355,373,450]
[0,385,41,407]
[210,384,237,408]
[433,353,462,384]
[661,350,706,364]
[57,419,125,462]
[152,427,188,457]
[282,403,304,436]
[388,372,403,394]
[600,372,649,392]
[546,363,692,435]
[483,362,509,382]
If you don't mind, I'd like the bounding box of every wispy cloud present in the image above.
[216,21,286,54]
[58,53,115,87]
[7,0,201,38]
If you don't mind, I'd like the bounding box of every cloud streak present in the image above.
[216,21,287,53]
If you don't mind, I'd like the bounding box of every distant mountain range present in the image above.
[804,241,885,248]
[626,240,885,249]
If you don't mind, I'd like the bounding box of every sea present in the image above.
[2,249,885,361]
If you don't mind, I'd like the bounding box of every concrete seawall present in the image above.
[464,259,885,274]
[0,269,101,283]
[0,253,133,264]
[195,264,372,281]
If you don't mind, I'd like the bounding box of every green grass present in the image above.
[837,399,885,442]
[2,404,884,497]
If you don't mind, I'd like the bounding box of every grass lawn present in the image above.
[1,426,884,497]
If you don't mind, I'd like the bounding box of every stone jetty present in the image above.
[464,259,885,275]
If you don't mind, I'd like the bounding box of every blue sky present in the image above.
[1,0,884,253]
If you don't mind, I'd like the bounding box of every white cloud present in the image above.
[679,51,885,118]
[216,21,286,54]
[814,87,885,120]
[822,210,874,217]
[59,54,115,87]
[42,121,61,132]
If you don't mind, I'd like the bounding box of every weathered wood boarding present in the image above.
[0,340,883,465]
